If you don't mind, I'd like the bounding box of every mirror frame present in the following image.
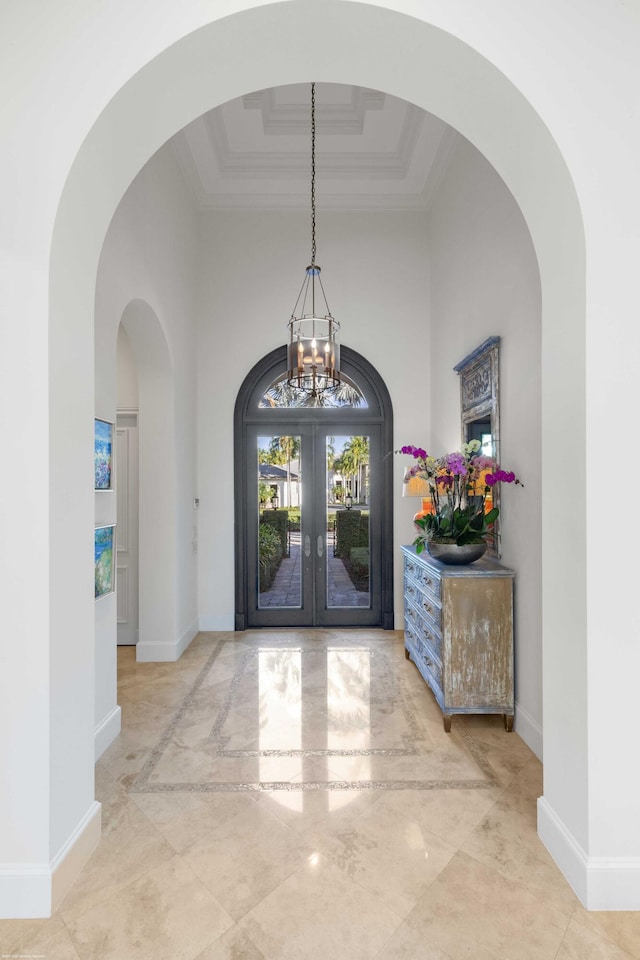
[454,336,501,556]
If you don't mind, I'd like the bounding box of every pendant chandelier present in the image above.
[287,82,341,397]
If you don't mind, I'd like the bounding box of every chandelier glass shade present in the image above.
[286,83,341,397]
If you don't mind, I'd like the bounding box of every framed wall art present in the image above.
[95,524,116,599]
[94,418,114,491]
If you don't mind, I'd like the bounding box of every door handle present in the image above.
[317,535,324,558]
[304,535,311,558]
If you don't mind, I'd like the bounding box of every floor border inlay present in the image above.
[128,636,501,795]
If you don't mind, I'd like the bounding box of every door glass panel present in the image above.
[257,435,302,608]
[259,372,367,409]
[327,435,370,608]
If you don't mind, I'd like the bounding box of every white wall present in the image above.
[429,137,542,755]
[116,326,139,409]
[94,145,199,754]
[196,208,430,629]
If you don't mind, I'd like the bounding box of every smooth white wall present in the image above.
[94,145,199,750]
[117,327,139,410]
[428,137,542,755]
[197,208,430,630]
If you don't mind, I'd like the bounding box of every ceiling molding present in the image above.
[169,84,455,212]
[192,191,433,212]
[205,104,425,180]
[242,87,386,135]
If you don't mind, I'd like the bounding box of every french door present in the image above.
[246,423,381,627]
[234,345,394,631]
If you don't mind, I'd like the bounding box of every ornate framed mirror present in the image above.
[454,336,501,556]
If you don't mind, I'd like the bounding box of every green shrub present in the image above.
[344,546,369,593]
[287,507,301,532]
[349,547,370,579]
[260,509,288,557]
[335,510,369,557]
[258,522,283,591]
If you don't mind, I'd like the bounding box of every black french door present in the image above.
[234,345,394,631]
[246,422,381,627]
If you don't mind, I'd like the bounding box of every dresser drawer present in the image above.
[405,595,442,658]
[405,618,442,689]
[403,576,441,630]
[404,554,441,601]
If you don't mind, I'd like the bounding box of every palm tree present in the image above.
[268,435,300,508]
[260,375,364,409]
[340,436,369,502]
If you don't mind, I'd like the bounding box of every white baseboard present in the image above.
[584,857,640,910]
[0,802,101,919]
[538,796,640,909]
[537,796,589,904]
[136,619,198,662]
[514,700,543,760]
[198,615,235,631]
[94,705,121,760]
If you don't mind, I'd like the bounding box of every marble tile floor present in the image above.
[3,629,640,960]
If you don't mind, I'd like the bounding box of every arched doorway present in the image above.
[118,300,179,660]
[235,346,394,629]
[11,0,627,917]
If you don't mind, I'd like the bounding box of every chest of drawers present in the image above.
[401,545,514,732]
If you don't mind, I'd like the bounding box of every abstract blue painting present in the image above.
[95,418,113,490]
[95,525,115,599]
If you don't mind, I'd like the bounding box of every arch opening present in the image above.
[119,299,178,661]
[38,0,596,917]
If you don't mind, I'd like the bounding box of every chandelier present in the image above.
[287,82,341,397]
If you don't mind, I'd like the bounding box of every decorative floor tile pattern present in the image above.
[2,629,640,960]
[129,635,498,795]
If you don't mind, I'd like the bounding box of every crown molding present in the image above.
[206,103,424,180]
[242,86,385,135]
[195,191,432,212]
[170,85,453,212]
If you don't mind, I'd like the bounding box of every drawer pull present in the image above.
[422,600,433,617]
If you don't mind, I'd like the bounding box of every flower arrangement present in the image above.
[398,440,522,552]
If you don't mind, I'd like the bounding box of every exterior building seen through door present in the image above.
[249,425,379,627]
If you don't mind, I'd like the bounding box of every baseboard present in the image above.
[95,704,121,760]
[199,614,235,631]
[514,700,543,760]
[51,801,102,913]
[136,619,198,662]
[0,865,53,920]
[538,796,640,909]
[0,802,101,919]
[584,857,640,910]
[537,796,589,905]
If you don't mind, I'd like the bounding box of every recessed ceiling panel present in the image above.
[171,83,459,210]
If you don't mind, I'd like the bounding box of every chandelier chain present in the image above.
[310,81,316,267]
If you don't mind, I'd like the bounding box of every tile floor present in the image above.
[2,630,639,960]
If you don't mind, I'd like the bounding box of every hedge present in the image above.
[260,509,288,557]
[335,510,369,558]
[258,522,283,591]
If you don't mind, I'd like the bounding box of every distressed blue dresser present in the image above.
[401,545,515,732]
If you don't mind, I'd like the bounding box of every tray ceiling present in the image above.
[171,83,459,210]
